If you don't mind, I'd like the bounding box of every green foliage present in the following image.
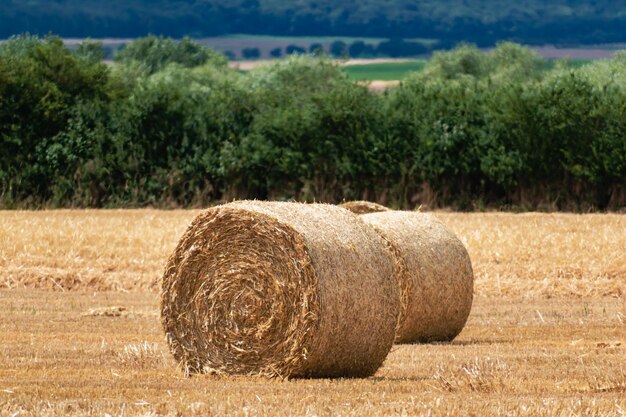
[40,99,115,206]
[309,43,324,56]
[115,35,227,74]
[423,44,490,80]
[376,39,428,58]
[387,44,626,208]
[242,48,261,59]
[221,56,384,201]
[387,75,522,206]
[117,64,249,205]
[74,40,106,64]
[285,45,306,55]
[3,0,626,46]
[530,65,626,207]
[1,37,625,209]
[489,42,544,81]
[330,41,348,58]
[423,42,544,82]
[0,34,110,205]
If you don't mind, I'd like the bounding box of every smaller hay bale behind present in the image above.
[161,201,400,378]
[339,200,390,214]
[360,211,474,343]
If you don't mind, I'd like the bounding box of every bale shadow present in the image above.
[393,338,514,346]
[369,375,431,382]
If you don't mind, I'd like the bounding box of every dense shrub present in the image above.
[0,35,110,206]
[285,45,306,55]
[115,35,227,73]
[241,47,261,59]
[330,41,347,57]
[386,43,626,209]
[220,56,385,201]
[348,41,377,58]
[376,39,428,58]
[1,37,625,209]
[308,43,324,55]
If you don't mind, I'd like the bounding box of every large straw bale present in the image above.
[161,201,399,378]
[339,200,390,214]
[360,211,474,343]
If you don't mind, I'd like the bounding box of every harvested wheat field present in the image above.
[0,210,625,416]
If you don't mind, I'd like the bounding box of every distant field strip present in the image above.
[232,58,590,81]
[343,61,426,80]
[343,59,591,81]
[0,210,624,297]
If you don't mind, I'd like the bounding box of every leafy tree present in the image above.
[110,64,251,205]
[422,43,488,80]
[242,47,261,59]
[0,35,110,205]
[309,43,324,55]
[223,50,237,60]
[2,38,625,209]
[376,39,428,58]
[286,45,306,55]
[489,42,544,82]
[529,64,626,208]
[223,56,384,201]
[3,0,626,46]
[115,35,227,73]
[74,40,106,64]
[330,41,347,57]
[348,41,366,57]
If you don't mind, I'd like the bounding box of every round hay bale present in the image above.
[360,211,474,343]
[339,200,390,214]
[161,201,399,378]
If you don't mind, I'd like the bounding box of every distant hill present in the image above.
[2,0,626,45]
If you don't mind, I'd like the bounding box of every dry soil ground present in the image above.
[0,210,624,416]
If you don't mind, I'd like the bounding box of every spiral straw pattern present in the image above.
[162,201,399,378]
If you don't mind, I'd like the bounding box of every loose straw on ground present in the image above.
[161,201,399,378]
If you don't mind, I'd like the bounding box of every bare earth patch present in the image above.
[360,80,400,92]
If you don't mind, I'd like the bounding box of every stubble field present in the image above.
[0,210,624,416]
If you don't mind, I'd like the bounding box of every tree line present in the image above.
[1,35,625,210]
[2,0,626,46]
[240,39,430,60]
